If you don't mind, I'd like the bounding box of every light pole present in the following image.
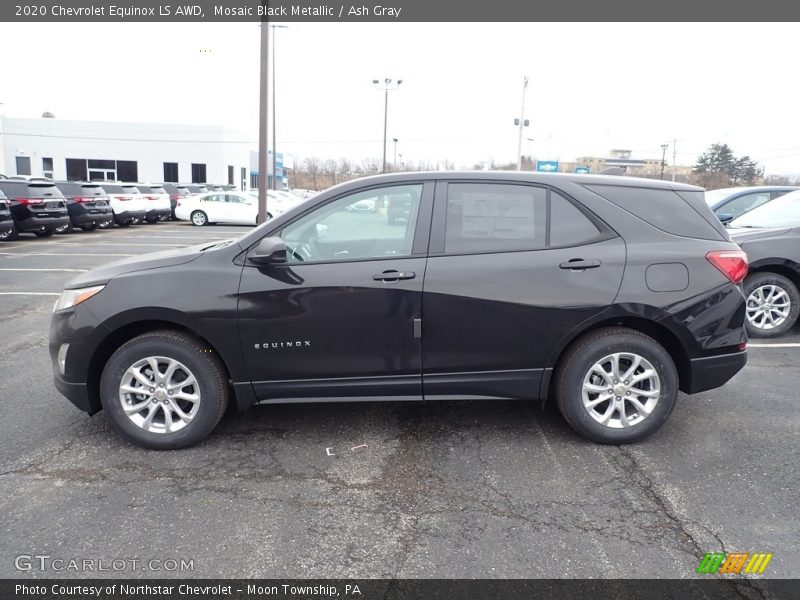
[372,78,403,173]
[515,76,530,170]
[257,23,269,224]
[660,143,669,179]
[271,24,288,190]
[392,138,398,171]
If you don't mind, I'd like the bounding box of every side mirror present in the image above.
[717,213,734,225]
[315,223,329,239]
[249,236,287,265]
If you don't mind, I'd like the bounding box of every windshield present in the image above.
[730,190,800,228]
[704,188,739,206]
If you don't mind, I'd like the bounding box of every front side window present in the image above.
[444,183,546,254]
[282,184,422,263]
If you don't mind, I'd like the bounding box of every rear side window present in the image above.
[81,185,105,197]
[585,185,725,240]
[550,192,600,247]
[102,184,124,193]
[445,183,546,254]
[122,186,141,194]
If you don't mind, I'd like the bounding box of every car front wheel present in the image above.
[35,228,55,238]
[743,272,800,338]
[100,331,229,449]
[555,327,678,444]
[191,210,208,226]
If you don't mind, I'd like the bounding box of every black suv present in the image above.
[161,183,190,220]
[50,173,748,449]
[0,180,70,239]
[54,182,114,232]
[0,189,14,240]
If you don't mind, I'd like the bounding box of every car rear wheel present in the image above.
[191,210,208,226]
[146,216,159,224]
[35,229,55,238]
[80,223,98,232]
[555,327,678,444]
[100,331,229,449]
[744,272,800,338]
[55,223,72,234]
[0,225,18,241]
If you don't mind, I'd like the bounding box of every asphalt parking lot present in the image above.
[0,222,798,581]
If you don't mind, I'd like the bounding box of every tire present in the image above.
[191,210,208,226]
[80,223,98,232]
[555,327,679,444]
[55,223,72,234]
[115,219,131,228]
[743,272,800,338]
[35,229,55,238]
[0,225,18,241]
[146,216,159,224]
[99,331,229,450]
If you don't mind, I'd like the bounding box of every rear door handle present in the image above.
[373,270,416,282]
[559,259,601,270]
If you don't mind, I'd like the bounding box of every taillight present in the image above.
[74,197,94,203]
[706,250,748,284]
[115,195,131,201]
[145,195,161,201]
[16,198,44,205]
[169,194,181,200]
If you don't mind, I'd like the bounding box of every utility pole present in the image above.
[660,143,669,180]
[672,138,677,182]
[373,78,403,173]
[516,76,529,171]
[392,138,398,171]
[257,23,269,223]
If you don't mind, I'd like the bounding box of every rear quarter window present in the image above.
[584,184,725,240]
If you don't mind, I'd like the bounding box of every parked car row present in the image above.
[175,189,313,226]
[0,180,245,240]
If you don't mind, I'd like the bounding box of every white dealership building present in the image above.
[0,116,254,189]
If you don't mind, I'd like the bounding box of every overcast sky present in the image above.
[1,22,799,173]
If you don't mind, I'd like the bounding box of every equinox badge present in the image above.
[254,341,312,350]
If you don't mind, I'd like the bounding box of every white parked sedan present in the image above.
[175,190,306,226]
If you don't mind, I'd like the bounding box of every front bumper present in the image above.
[53,374,95,414]
[686,349,747,394]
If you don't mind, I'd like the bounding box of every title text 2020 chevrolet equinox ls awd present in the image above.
[49,172,748,449]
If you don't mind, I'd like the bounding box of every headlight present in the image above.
[53,285,105,312]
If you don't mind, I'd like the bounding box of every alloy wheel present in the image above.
[118,356,201,434]
[581,352,661,429]
[746,284,791,331]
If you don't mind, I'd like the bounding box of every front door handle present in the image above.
[559,259,601,270]
[373,270,416,282]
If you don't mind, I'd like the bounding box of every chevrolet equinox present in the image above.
[50,172,748,449]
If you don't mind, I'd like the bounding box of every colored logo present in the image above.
[696,552,773,574]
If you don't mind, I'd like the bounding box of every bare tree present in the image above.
[305,157,322,191]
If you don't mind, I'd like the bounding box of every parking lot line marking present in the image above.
[0,292,60,296]
[748,342,800,348]
[0,252,135,257]
[0,268,89,272]
[56,242,188,247]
